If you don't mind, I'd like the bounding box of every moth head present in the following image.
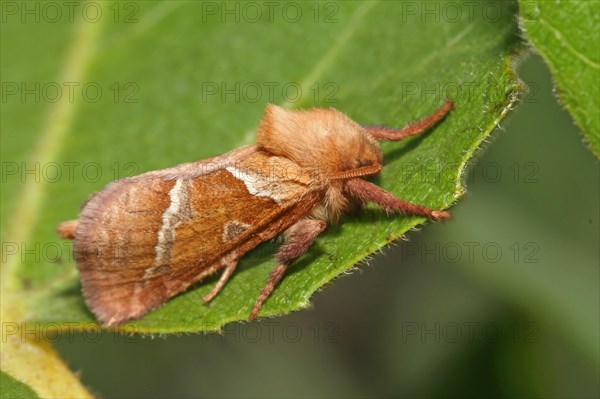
[257,104,383,179]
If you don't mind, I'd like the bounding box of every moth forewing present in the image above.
[72,147,322,325]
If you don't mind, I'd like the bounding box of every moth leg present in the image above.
[364,99,453,141]
[56,220,78,239]
[345,178,451,221]
[250,218,327,320]
[203,256,238,303]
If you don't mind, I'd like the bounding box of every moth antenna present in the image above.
[326,163,381,181]
[57,220,78,239]
[364,99,453,141]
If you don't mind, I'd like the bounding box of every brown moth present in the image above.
[57,100,453,326]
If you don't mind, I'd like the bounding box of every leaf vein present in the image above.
[538,17,600,69]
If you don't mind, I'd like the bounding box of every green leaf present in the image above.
[2,0,525,334]
[519,0,600,157]
[0,371,39,399]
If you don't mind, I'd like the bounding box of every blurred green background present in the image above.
[2,0,598,398]
[53,54,599,398]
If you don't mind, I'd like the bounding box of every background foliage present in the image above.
[520,0,600,156]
